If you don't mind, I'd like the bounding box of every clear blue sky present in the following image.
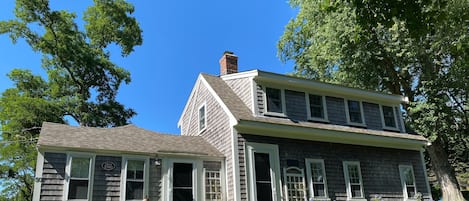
[0,0,297,134]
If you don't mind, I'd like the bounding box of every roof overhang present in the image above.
[254,71,407,105]
[234,120,427,151]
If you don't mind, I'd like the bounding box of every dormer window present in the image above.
[346,100,365,126]
[381,105,398,130]
[198,104,206,132]
[306,94,328,122]
[265,87,285,115]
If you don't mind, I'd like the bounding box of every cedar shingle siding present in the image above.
[41,152,66,201]
[92,156,121,200]
[238,134,431,201]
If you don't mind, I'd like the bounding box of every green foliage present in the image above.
[0,0,142,200]
[279,0,468,199]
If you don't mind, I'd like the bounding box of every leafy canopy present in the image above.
[0,0,143,200]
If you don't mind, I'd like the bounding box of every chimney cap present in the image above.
[223,51,235,55]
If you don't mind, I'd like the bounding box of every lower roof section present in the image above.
[235,119,428,151]
[38,122,223,158]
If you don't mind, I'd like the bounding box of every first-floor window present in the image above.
[205,169,222,200]
[343,161,364,200]
[399,165,417,199]
[173,163,194,201]
[284,167,307,201]
[66,155,93,200]
[305,159,329,200]
[121,158,148,201]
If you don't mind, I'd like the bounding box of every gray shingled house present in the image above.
[33,52,432,201]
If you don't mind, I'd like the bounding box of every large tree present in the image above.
[0,0,142,200]
[278,0,468,200]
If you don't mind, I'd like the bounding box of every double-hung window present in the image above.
[381,105,398,130]
[305,159,329,200]
[346,100,365,126]
[265,87,285,115]
[307,94,328,122]
[399,165,417,200]
[121,158,149,201]
[65,155,93,200]
[199,104,206,132]
[343,161,365,201]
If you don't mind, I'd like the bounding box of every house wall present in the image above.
[41,152,66,201]
[238,134,431,201]
[224,77,253,111]
[38,152,161,201]
[256,85,406,132]
[178,81,235,201]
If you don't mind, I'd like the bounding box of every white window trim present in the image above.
[163,158,203,201]
[305,94,329,123]
[263,87,287,117]
[63,153,95,201]
[343,161,366,201]
[283,167,307,201]
[344,100,367,127]
[399,165,418,201]
[246,142,282,201]
[305,159,330,201]
[379,105,400,131]
[198,102,207,133]
[120,156,150,201]
[203,163,226,201]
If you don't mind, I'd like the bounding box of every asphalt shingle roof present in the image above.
[38,122,223,157]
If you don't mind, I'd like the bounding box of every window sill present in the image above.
[308,118,330,123]
[347,122,367,128]
[309,197,331,201]
[264,112,287,118]
[347,198,367,201]
[383,126,400,132]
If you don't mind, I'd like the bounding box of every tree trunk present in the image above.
[427,139,466,201]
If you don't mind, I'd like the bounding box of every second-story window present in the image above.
[199,104,206,132]
[307,94,328,121]
[347,100,364,125]
[266,87,284,114]
[382,106,397,129]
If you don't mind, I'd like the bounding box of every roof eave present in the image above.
[234,120,428,151]
[255,70,407,104]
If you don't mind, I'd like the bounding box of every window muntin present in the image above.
[284,167,307,201]
[198,104,206,132]
[265,87,283,114]
[343,161,364,199]
[305,159,329,200]
[347,100,364,125]
[125,160,145,200]
[67,156,92,200]
[382,105,397,129]
[399,165,417,199]
[205,169,222,201]
[307,94,328,121]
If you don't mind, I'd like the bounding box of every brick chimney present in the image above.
[219,51,238,75]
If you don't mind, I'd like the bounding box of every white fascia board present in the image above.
[235,120,427,151]
[220,70,259,80]
[255,71,407,104]
[199,75,238,125]
[177,76,202,127]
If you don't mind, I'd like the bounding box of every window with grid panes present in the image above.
[205,169,222,200]
[399,165,417,199]
[343,162,364,199]
[284,167,307,201]
[308,94,325,119]
[306,160,328,199]
[347,100,363,124]
[266,87,283,114]
[382,106,397,128]
[125,160,145,200]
